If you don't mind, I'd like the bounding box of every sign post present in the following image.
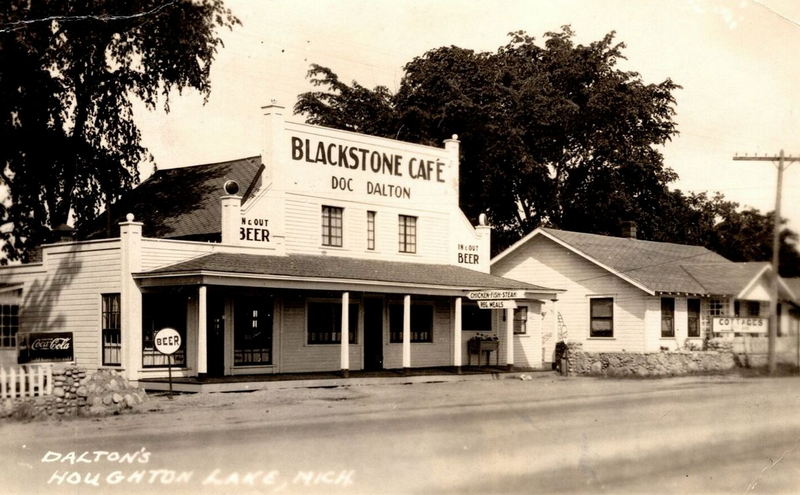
[154,328,181,399]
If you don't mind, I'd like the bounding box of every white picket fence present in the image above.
[0,364,53,399]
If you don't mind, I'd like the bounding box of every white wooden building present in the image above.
[0,103,560,380]
[492,227,799,365]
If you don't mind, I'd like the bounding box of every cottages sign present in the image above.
[17,332,73,363]
[712,317,768,334]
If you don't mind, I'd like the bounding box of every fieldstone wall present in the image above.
[1,366,147,420]
[565,343,735,377]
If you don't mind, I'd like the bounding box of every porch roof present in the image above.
[135,252,560,296]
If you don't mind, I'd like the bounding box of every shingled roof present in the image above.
[84,156,261,240]
[493,227,780,296]
[138,252,559,294]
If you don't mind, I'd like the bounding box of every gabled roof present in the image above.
[491,227,781,297]
[138,252,560,295]
[83,156,261,240]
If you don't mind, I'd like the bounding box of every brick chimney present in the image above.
[620,220,637,239]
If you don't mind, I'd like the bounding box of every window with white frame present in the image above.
[688,298,701,338]
[661,297,675,337]
[367,211,376,250]
[709,297,726,316]
[307,301,358,345]
[389,303,433,342]
[462,302,492,331]
[0,303,19,349]
[589,297,614,338]
[514,306,528,335]
[101,294,121,366]
[398,215,417,253]
[321,206,343,247]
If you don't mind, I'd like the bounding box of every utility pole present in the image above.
[733,150,798,374]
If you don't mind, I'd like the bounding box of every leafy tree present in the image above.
[655,191,800,277]
[295,27,681,250]
[0,0,239,263]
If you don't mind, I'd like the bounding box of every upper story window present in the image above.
[398,215,417,254]
[589,297,613,338]
[321,206,343,247]
[367,211,376,250]
[661,297,675,338]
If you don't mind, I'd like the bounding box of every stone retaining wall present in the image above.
[1,366,147,420]
[566,345,736,377]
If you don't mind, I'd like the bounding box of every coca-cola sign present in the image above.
[18,332,73,363]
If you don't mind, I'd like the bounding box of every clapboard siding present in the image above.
[17,241,122,370]
[140,240,216,271]
[492,235,649,352]
[283,193,450,264]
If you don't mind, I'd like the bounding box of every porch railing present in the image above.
[0,364,53,399]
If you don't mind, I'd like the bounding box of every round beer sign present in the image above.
[154,328,181,355]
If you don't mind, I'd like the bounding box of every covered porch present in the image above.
[131,252,560,382]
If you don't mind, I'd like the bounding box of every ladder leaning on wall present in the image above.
[557,312,568,342]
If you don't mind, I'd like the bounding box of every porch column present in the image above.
[402,295,411,372]
[340,291,350,377]
[506,307,514,370]
[453,297,462,372]
[197,285,207,376]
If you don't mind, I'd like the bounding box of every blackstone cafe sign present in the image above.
[289,134,455,204]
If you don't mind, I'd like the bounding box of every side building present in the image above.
[491,226,798,365]
[0,103,561,381]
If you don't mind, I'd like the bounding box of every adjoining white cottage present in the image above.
[491,227,798,366]
[0,103,561,381]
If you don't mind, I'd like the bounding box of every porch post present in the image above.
[403,295,411,372]
[197,285,207,376]
[506,307,514,370]
[340,291,350,377]
[453,297,462,373]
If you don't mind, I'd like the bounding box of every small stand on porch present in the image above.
[467,337,499,366]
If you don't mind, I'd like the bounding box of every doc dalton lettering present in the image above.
[291,136,446,183]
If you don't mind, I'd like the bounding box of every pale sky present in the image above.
[133,0,800,234]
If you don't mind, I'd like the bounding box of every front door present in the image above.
[206,294,225,377]
[363,298,383,371]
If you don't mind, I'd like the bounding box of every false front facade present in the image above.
[0,104,560,380]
